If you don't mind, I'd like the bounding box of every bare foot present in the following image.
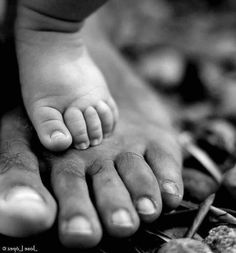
[15,2,118,151]
[0,13,183,248]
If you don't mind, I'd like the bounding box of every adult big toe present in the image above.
[0,110,57,237]
[48,122,183,248]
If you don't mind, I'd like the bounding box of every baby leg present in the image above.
[15,0,118,151]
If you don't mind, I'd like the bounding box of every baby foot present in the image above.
[15,18,118,152]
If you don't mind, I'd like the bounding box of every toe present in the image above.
[107,97,119,128]
[116,152,162,222]
[64,107,89,150]
[31,106,72,151]
[84,107,103,146]
[0,111,57,237]
[0,186,56,237]
[89,159,139,237]
[145,140,183,210]
[96,101,114,138]
[51,154,102,248]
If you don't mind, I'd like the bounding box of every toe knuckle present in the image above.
[89,124,101,133]
[53,159,86,180]
[117,151,143,163]
[0,141,39,175]
[88,159,113,177]
[74,129,87,139]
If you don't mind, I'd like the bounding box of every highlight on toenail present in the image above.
[111,209,133,227]
[5,187,43,203]
[136,198,156,215]
[62,216,92,235]
[91,139,100,146]
[76,143,88,150]
[51,131,66,140]
[104,133,111,139]
[162,181,181,197]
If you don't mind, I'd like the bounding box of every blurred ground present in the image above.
[104,0,236,121]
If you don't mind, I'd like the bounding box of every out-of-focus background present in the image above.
[103,0,236,121]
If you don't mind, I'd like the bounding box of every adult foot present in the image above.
[0,13,183,248]
[0,99,183,246]
[15,1,118,152]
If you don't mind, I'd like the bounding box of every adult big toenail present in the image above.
[5,187,44,203]
[62,217,93,235]
[111,210,133,227]
[136,198,156,215]
[162,181,181,197]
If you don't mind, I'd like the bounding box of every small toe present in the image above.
[64,107,90,150]
[107,98,119,127]
[31,106,72,151]
[84,107,103,146]
[96,101,114,137]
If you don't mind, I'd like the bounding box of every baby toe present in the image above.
[96,101,114,138]
[64,107,90,150]
[84,107,103,147]
[107,98,119,128]
[32,107,72,151]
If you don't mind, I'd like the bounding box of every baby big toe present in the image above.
[64,107,90,150]
[84,106,103,147]
[32,107,72,151]
[96,101,114,138]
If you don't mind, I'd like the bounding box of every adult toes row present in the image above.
[51,145,183,248]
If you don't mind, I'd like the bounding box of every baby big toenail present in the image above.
[111,210,133,227]
[62,216,92,235]
[51,131,66,140]
[136,198,156,215]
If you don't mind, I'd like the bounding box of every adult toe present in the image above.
[145,137,183,210]
[51,152,102,248]
[0,110,57,237]
[89,159,140,237]
[115,152,162,222]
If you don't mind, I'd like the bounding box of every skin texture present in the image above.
[0,11,183,248]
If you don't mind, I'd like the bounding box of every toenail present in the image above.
[111,209,133,227]
[76,143,89,150]
[91,139,101,146]
[5,187,44,203]
[136,198,157,215]
[61,216,93,235]
[51,131,66,141]
[104,133,111,139]
[162,181,181,197]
